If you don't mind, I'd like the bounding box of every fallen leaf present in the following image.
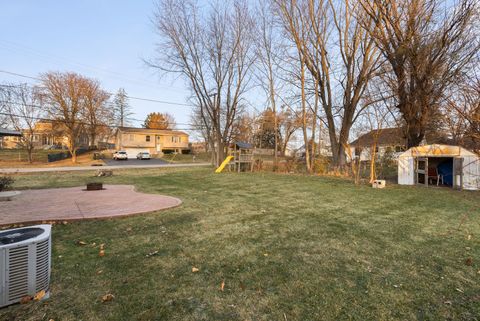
[467,234,472,240]
[146,250,159,258]
[220,280,225,291]
[20,296,32,304]
[456,288,464,293]
[101,293,114,302]
[263,253,268,257]
[99,249,105,257]
[76,240,87,246]
[96,270,103,275]
[465,257,473,266]
[62,221,68,225]
[192,267,199,273]
[444,300,452,305]
[99,243,105,250]
[239,282,246,291]
[34,290,46,301]
[126,227,132,232]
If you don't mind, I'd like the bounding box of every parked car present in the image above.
[136,152,151,160]
[113,151,128,160]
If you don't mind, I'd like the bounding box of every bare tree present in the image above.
[113,88,133,127]
[274,0,381,169]
[149,0,256,166]
[255,2,285,168]
[2,84,45,162]
[360,0,479,148]
[0,87,9,128]
[278,106,302,156]
[445,73,480,151]
[41,72,89,163]
[82,80,111,148]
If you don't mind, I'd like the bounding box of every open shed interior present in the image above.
[416,157,453,187]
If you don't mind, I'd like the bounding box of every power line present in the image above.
[0,39,187,93]
[0,69,195,108]
[1,111,203,132]
[0,99,204,128]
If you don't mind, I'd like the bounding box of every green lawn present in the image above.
[1,168,479,321]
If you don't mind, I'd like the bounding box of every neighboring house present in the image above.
[189,141,207,154]
[115,127,189,158]
[349,127,407,161]
[0,128,22,149]
[1,121,89,149]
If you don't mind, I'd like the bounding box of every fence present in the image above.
[47,148,88,162]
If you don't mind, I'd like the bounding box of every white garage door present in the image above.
[124,148,149,159]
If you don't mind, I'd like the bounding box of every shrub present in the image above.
[0,176,14,192]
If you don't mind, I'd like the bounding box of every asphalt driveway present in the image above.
[103,158,169,166]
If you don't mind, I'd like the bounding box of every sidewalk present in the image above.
[0,162,211,173]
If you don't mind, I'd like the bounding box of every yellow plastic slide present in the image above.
[215,156,234,173]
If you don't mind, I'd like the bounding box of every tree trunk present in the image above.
[27,146,33,163]
[215,136,225,167]
[71,150,77,163]
[369,144,377,183]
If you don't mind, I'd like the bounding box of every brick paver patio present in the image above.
[0,185,182,225]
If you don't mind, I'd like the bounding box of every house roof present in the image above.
[234,141,253,149]
[0,128,22,137]
[117,127,188,136]
[399,144,478,157]
[350,128,406,147]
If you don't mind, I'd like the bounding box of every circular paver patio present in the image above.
[0,185,181,225]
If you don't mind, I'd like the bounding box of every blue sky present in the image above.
[0,1,194,130]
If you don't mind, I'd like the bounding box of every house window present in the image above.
[171,136,179,143]
[146,135,150,142]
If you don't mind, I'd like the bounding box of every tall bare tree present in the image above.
[149,0,255,166]
[113,88,133,127]
[2,84,44,162]
[41,72,89,163]
[275,0,380,169]
[445,73,480,151]
[255,2,285,168]
[82,80,111,148]
[360,0,479,148]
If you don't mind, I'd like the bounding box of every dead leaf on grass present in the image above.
[465,257,473,266]
[101,293,114,302]
[99,243,105,250]
[20,296,32,304]
[34,290,46,301]
[146,250,159,258]
[192,267,199,273]
[96,270,103,275]
[99,250,105,257]
[76,240,87,246]
[220,280,225,291]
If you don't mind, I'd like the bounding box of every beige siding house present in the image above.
[115,127,189,158]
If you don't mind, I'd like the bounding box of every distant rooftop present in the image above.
[350,128,406,147]
[0,128,22,137]
[117,127,188,136]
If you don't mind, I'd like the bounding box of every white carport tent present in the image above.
[398,144,480,190]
